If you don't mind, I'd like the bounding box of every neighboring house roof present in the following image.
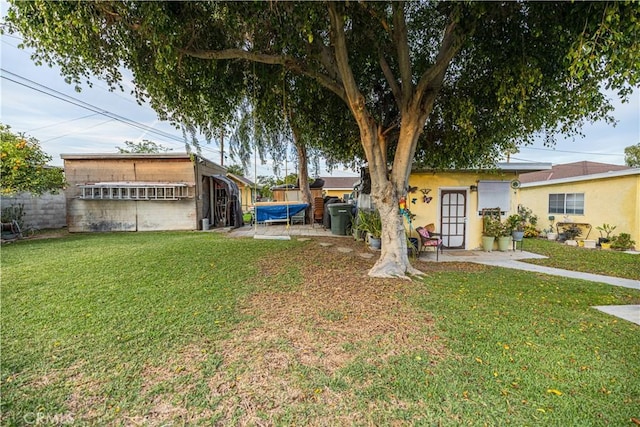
[227,173,259,188]
[412,162,552,174]
[521,167,640,188]
[319,176,360,190]
[519,161,631,184]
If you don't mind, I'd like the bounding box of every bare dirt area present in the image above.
[199,236,462,425]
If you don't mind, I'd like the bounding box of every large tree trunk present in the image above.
[327,3,453,278]
[357,120,424,279]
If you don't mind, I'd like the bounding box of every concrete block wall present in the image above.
[1,192,67,229]
[67,199,196,232]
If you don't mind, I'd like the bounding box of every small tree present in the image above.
[0,124,65,195]
[624,143,640,168]
[225,164,245,176]
[116,140,173,153]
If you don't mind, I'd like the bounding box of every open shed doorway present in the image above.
[202,175,243,229]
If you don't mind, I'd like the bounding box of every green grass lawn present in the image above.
[522,238,640,280]
[2,232,639,425]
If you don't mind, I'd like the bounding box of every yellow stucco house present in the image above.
[227,173,260,212]
[519,164,640,247]
[403,163,551,250]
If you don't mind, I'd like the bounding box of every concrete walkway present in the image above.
[592,305,640,326]
[224,224,640,325]
[421,249,639,325]
[427,250,640,290]
[431,251,640,326]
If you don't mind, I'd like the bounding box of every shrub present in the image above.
[523,225,539,238]
[610,233,635,250]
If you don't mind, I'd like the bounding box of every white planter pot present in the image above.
[583,239,597,249]
[547,232,558,241]
[565,239,578,246]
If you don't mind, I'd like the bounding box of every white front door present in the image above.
[440,190,467,249]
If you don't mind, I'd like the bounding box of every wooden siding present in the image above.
[62,154,226,232]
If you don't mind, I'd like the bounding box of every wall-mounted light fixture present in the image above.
[470,185,478,192]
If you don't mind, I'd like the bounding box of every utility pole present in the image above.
[220,128,224,166]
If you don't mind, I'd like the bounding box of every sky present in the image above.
[1,14,638,181]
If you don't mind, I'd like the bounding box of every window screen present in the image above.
[548,193,584,214]
[477,181,511,215]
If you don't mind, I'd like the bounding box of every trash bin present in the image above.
[328,203,352,235]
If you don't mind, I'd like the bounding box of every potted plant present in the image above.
[497,220,511,251]
[507,206,539,241]
[482,216,501,252]
[357,209,382,249]
[596,223,616,248]
[406,234,419,257]
[610,233,635,251]
[563,224,582,246]
[546,215,557,240]
[506,214,525,242]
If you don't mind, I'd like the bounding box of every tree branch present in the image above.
[392,2,413,104]
[311,34,341,83]
[379,52,402,111]
[327,4,366,114]
[414,17,463,108]
[180,47,347,102]
[359,2,392,34]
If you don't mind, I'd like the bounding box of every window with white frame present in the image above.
[548,193,584,215]
[477,181,511,215]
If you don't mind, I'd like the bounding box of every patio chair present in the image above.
[416,225,443,261]
[313,197,324,228]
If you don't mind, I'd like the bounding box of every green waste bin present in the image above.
[328,203,352,235]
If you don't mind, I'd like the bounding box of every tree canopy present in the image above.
[624,143,640,168]
[0,124,66,195]
[116,139,173,153]
[225,163,244,176]
[5,1,638,277]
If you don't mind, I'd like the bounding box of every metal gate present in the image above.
[440,190,467,249]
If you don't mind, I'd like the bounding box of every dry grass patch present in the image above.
[204,236,448,424]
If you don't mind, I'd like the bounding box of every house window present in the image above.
[548,193,584,215]
[477,181,511,216]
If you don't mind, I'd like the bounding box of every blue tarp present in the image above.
[255,203,308,222]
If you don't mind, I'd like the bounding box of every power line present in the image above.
[26,113,101,132]
[1,68,224,158]
[2,34,141,106]
[2,69,181,142]
[520,146,623,156]
[42,118,116,142]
